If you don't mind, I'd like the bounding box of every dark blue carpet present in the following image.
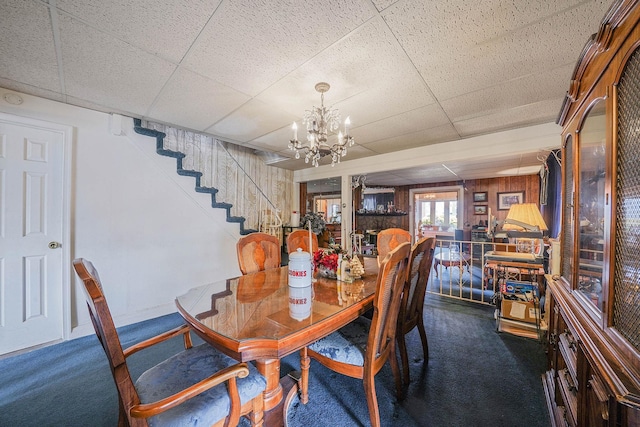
[0,294,549,427]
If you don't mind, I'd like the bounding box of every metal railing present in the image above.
[427,238,497,305]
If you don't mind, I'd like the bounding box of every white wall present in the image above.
[1,89,245,339]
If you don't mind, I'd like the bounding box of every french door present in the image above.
[409,186,463,241]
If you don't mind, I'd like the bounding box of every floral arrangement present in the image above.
[313,249,340,279]
[314,250,339,271]
[300,211,326,235]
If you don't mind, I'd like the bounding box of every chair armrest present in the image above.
[123,324,192,358]
[129,363,250,420]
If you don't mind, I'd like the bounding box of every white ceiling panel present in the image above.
[55,0,222,63]
[0,1,60,92]
[362,124,460,154]
[354,105,451,146]
[453,97,565,137]
[206,97,296,142]
[148,68,251,132]
[58,14,177,115]
[183,0,376,96]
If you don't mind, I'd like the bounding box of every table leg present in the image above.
[255,359,283,412]
[256,358,304,427]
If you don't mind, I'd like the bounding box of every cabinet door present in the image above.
[582,367,610,427]
[576,99,606,313]
[612,46,640,354]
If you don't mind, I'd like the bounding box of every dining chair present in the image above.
[236,232,282,275]
[376,228,411,265]
[286,229,319,254]
[72,258,267,427]
[299,242,411,427]
[397,236,436,387]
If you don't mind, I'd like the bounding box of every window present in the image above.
[413,191,459,234]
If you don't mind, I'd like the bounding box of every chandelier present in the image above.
[288,82,355,167]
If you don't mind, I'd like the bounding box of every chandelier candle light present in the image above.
[288,82,355,167]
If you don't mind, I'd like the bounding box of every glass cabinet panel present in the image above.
[613,48,640,351]
[577,100,606,311]
[562,134,574,288]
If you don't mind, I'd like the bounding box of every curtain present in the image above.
[540,149,562,239]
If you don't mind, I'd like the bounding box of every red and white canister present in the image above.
[288,248,312,288]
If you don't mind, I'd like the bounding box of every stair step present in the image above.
[195,186,218,195]
[134,119,266,237]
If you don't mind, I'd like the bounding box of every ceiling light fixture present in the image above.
[288,82,354,167]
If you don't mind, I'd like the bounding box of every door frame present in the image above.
[0,112,73,345]
[409,185,465,241]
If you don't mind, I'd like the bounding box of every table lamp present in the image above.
[494,203,547,256]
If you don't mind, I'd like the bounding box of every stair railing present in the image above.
[135,120,289,237]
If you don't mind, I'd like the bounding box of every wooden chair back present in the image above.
[72,258,145,426]
[401,237,436,327]
[368,242,411,370]
[236,232,281,275]
[376,228,411,263]
[286,230,318,254]
[397,237,436,385]
[301,244,410,426]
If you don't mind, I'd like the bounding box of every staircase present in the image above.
[133,119,285,237]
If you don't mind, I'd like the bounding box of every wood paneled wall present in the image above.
[301,174,540,237]
[360,174,540,233]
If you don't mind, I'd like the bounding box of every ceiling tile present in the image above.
[148,68,251,132]
[56,0,222,63]
[58,15,176,115]
[206,97,296,142]
[441,64,574,122]
[384,0,611,100]
[334,78,437,129]
[183,0,376,96]
[362,124,459,154]
[0,0,60,92]
[354,105,451,146]
[453,97,564,137]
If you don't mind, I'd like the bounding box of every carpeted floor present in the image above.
[0,293,550,427]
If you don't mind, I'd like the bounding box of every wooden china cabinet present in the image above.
[543,1,640,426]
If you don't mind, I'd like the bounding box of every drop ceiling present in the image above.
[0,0,612,183]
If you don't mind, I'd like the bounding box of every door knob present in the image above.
[48,241,62,249]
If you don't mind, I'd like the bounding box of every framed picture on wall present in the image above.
[497,191,524,210]
[474,205,487,215]
[473,192,488,202]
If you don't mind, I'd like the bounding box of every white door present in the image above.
[0,117,66,355]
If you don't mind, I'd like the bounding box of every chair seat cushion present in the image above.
[135,343,266,427]
[308,316,371,366]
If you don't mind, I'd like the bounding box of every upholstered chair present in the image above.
[236,232,281,275]
[376,228,411,265]
[72,258,267,427]
[299,242,411,427]
[397,237,436,386]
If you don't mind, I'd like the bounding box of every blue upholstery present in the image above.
[135,343,266,427]
[307,316,371,366]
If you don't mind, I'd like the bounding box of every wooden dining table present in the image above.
[175,257,379,426]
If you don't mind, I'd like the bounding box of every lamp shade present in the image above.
[502,203,548,231]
